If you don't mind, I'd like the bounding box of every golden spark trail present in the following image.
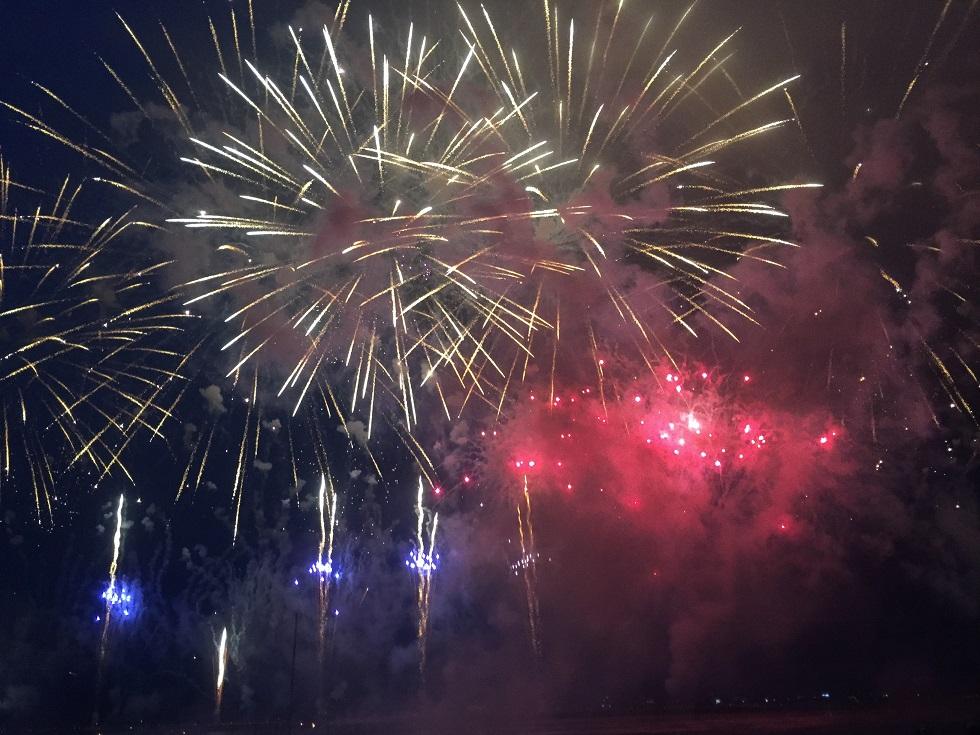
[516,475,542,660]
[0,170,187,513]
[127,3,808,436]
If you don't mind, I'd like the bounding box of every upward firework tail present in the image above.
[516,475,542,660]
[311,472,338,709]
[93,493,125,726]
[406,478,439,680]
[214,626,228,720]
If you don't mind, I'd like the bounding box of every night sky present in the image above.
[0,1,978,731]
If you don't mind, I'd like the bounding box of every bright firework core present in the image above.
[510,551,540,576]
[308,560,341,580]
[99,582,136,619]
[405,548,440,573]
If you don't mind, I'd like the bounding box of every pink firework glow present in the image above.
[481,366,843,530]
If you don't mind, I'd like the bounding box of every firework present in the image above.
[0,163,187,519]
[515,475,542,660]
[406,477,439,679]
[102,495,126,617]
[0,0,827,560]
[5,1,813,467]
[99,582,137,619]
[489,360,843,537]
[310,472,339,705]
[0,3,976,722]
[215,625,228,719]
[161,2,818,430]
[93,494,125,726]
